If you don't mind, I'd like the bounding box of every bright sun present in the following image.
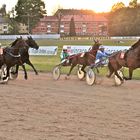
[46,0,129,15]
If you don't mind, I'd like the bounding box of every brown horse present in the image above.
[1,37,29,80]
[107,39,140,81]
[66,40,102,77]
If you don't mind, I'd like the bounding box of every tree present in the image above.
[69,17,76,36]
[0,4,6,17]
[15,0,46,34]
[51,4,63,15]
[111,2,125,12]
[129,0,138,8]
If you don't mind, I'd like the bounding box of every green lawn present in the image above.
[1,38,140,79]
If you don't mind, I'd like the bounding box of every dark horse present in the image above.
[1,37,29,80]
[11,36,39,78]
[107,39,140,81]
[66,40,102,77]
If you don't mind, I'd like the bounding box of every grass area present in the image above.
[1,38,140,79]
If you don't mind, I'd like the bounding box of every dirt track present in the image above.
[0,72,140,140]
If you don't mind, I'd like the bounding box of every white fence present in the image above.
[29,46,58,55]
[63,45,130,55]
[0,34,60,40]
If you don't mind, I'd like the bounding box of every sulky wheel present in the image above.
[86,68,96,86]
[0,64,9,84]
[52,65,61,80]
[114,70,124,86]
[10,66,18,80]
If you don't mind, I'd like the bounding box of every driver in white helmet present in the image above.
[60,46,70,64]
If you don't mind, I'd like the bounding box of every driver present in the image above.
[60,46,69,63]
[95,45,109,66]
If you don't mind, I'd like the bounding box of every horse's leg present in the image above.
[26,59,38,75]
[81,65,86,75]
[21,64,28,80]
[67,64,76,77]
[3,66,10,80]
[106,62,114,78]
[124,69,133,80]
[15,65,19,74]
[115,71,123,81]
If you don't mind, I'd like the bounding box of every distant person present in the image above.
[0,43,3,55]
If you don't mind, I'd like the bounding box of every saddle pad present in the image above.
[120,52,125,59]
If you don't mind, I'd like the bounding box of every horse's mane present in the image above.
[10,38,19,47]
[130,39,140,50]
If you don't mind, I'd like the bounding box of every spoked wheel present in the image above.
[10,65,18,80]
[86,68,96,86]
[77,66,85,80]
[52,65,61,80]
[0,64,9,84]
[114,70,124,86]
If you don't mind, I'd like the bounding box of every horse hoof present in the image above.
[25,77,28,80]
[106,74,110,78]
[65,76,69,80]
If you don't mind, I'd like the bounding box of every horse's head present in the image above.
[26,36,39,50]
[91,40,102,52]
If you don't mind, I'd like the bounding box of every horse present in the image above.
[66,40,102,77]
[1,37,29,80]
[11,36,39,77]
[107,39,140,81]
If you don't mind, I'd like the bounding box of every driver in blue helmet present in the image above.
[95,45,109,66]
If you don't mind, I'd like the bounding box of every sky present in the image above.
[0,0,132,15]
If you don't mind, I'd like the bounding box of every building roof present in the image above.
[40,16,58,22]
[54,9,95,16]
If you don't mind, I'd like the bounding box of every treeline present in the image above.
[108,1,140,36]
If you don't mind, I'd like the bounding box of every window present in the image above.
[47,25,51,28]
[60,25,64,28]
[60,29,64,33]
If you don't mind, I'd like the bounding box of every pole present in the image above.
[27,13,30,34]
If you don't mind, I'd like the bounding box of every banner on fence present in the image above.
[29,46,58,55]
[63,45,131,55]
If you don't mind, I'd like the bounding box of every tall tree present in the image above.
[111,2,125,12]
[69,17,76,36]
[15,0,46,34]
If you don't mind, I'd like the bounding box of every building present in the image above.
[32,9,108,36]
[0,16,9,34]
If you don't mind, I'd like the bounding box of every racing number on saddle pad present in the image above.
[120,52,125,59]
[0,48,3,55]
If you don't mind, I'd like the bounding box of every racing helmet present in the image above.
[63,46,67,51]
[99,45,105,49]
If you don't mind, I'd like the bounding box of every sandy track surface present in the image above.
[0,72,140,140]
